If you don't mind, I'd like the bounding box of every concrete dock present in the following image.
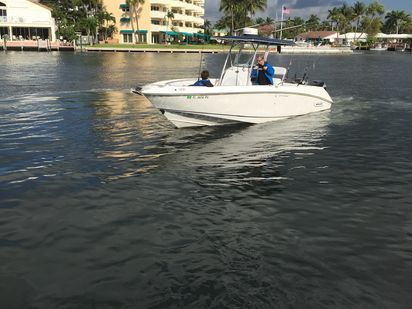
[84,46,353,54]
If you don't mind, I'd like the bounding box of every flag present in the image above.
[282,6,290,14]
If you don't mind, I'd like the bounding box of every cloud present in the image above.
[204,0,343,22]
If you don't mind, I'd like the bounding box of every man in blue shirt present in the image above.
[251,56,275,85]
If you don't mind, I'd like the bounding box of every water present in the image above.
[1,50,412,309]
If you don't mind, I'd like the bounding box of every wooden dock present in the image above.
[1,40,74,52]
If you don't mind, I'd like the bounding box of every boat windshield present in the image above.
[217,41,266,86]
[233,45,255,67]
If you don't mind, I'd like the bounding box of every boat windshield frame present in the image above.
[217,41,269,86]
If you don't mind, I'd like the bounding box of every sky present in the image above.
[204,0,412,23]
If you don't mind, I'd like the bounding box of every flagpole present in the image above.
[280,5,284,40]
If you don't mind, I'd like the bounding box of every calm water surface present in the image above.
[1,51,412,309]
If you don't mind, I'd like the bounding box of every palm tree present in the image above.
[306,14,320,31]
[339,3,354,43]
[362,0,385,37]
[352,1,366,33]
[164,10,174,44]
[265,17,274,25]
[327,7,340,31]
[219,0,237,35]
[385,10,410,34]
[97,10,115,41]
[203,19,211,35]
[126,0,145,43]
[255,17,265,25]
[80,15,98,45]
[242,0,267,27]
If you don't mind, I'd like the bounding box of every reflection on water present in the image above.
[1,52,412,309]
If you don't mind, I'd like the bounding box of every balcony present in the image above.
[151,10,167,19]
[0,16,55,26]
[150,0,170,5]
[150,24,203,35]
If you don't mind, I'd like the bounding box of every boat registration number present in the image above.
[186,95,209,100]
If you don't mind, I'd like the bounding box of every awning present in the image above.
[120,18,130,22]
[195,33,210,38]
[119,4,129,9]
[136,30,148,34]
[120,30,134,34]
[179,32,194,37]
[161,31,179,36]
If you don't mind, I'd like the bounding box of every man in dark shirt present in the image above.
[251,56,275,85]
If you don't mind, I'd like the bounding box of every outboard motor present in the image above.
[131,86,143,95]
[308,80,327,89]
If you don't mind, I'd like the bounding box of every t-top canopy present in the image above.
[212,35,295,46]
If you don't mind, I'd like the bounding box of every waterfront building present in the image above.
[0,0,56,41]
[102,0,205,44]
[295,31,338,45]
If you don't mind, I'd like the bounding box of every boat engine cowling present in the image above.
[308,80,327,89]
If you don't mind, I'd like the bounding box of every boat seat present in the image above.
[273,66,287,80]
[220,66,251,86]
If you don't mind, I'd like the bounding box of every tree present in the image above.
[265,17,274,25]
[126,0,145,43]
[384,10,411,34]
[203,19,212,35]
[255,17,265,25]
[164,10,174,44]
[40,0,113,43]
[219,0,237,35]
[361,0,385,37]
[306,14,320,31]
[97,10,116,41]
[241,0,267,27]
[79,16,98,45]
[327,7,340,31]
[352,1,366,33]
[319,21,332,31]
[338,3,354,34]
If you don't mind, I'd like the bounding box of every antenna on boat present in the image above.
[197,50,203,81]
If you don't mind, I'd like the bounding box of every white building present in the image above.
[104,0,205,44]
[150,0,205,43]
[0,0,56,41]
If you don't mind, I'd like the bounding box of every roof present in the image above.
[296,31,338,39]
[376,33,412,39]
[27,0,52,11]
[212,35,295,46]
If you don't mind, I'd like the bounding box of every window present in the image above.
[0,2,6,22]
[152,34,160,44]
[123,33,133,43]
[138,33,147,43]
[151,6,159,11]
[151,20,160,25]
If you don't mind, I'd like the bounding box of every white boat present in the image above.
[132,34,333,128]
[369,43,387,51]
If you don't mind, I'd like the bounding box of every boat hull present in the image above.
[139,79,333,128]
